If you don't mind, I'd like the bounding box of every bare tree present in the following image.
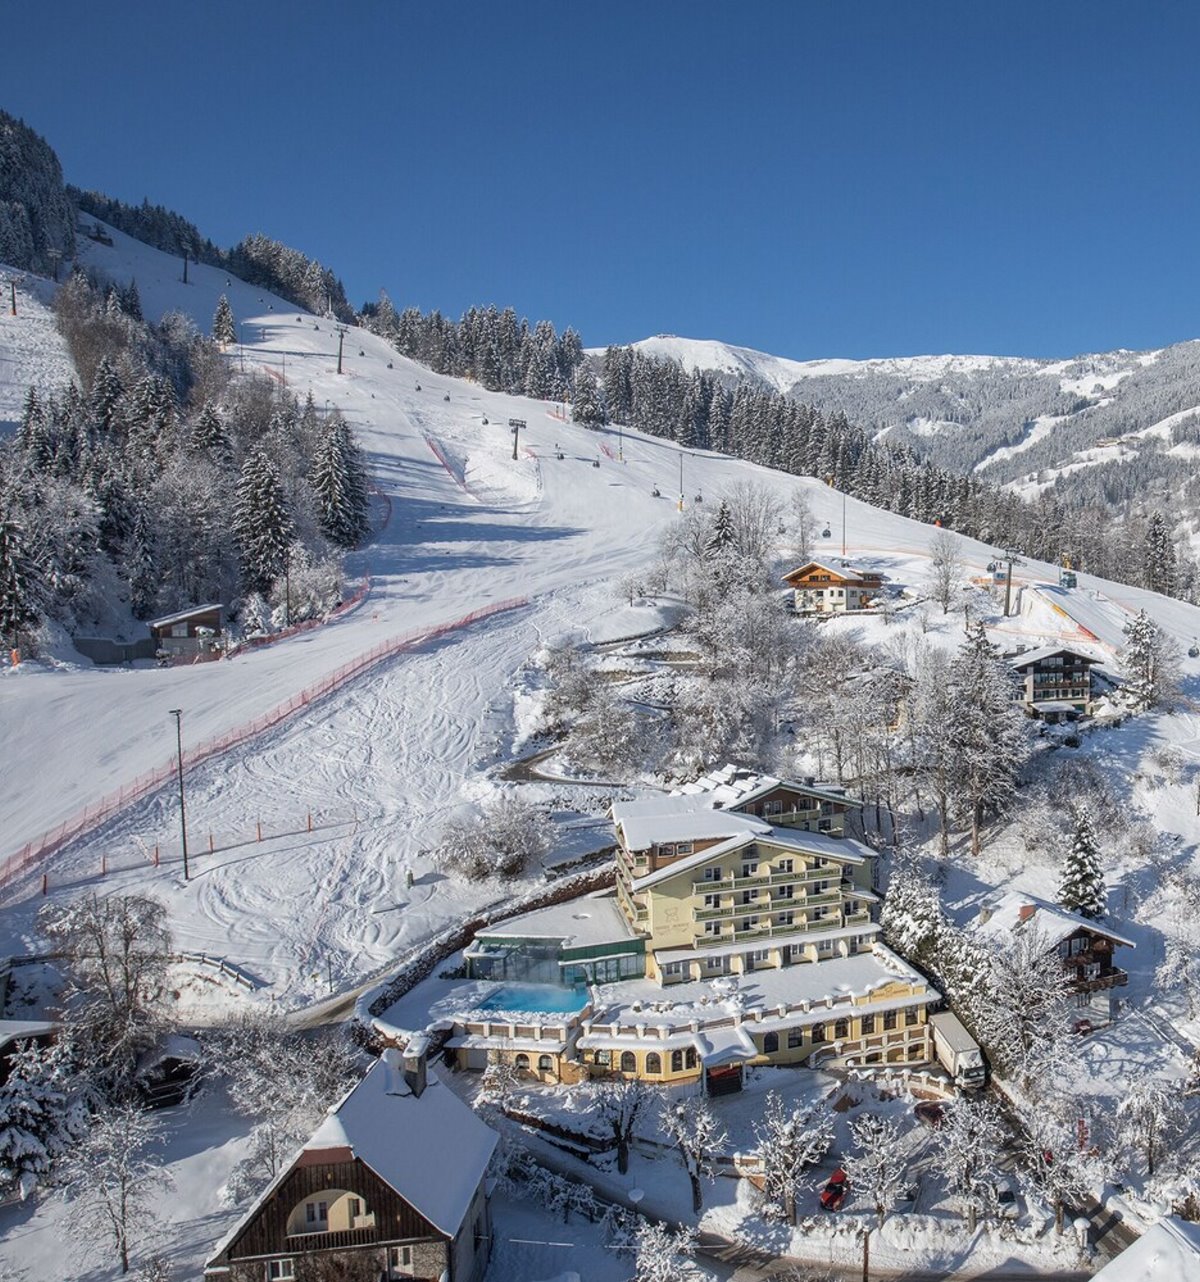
[661,1095,727,1213]
[843,1113,908,1227]
[930,1096,1006,1231]
[593,1077,653,1174]
[39,893,172,1096]
[60,1101,168,1274]
[722,480,785,565]
[753,1091,833,1224]
[785,490,818,567]
[633,1221,704,1282]
[926,531,965,614]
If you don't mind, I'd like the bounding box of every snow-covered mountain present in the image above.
[610,333,1200,527]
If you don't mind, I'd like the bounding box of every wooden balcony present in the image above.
[287,1226,379,1251]
[1070,967,1128,993]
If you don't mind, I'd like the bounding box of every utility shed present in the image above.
[148,604,225,656]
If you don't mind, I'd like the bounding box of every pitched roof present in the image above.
[671,762,858,810]
[782,559,884,584]
[1006,644,1103,669]
[969,891,1135,951]
[208,1056,497,1267]
[147,602,224,630]
[306,1056,497,1235]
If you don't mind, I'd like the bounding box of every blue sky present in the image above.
[7,2,1200,359]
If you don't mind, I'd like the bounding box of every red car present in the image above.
[820,1168,849,1211]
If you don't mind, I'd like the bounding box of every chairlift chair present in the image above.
[821,526,832,539]
[1190,639,1200,659]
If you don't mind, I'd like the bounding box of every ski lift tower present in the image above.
[508,418,526,461]
[998,547,1023,617]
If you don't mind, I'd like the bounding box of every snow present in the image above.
[0,265,75,433]
[617,335,1040,395]
[1090,1215,1200,1280]
[301,1056,497,1236]
[974,413,1070,472]
[473,894,634,948]
[967,889,1137,951]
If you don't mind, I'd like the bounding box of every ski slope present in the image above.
[6,224,1200,1001]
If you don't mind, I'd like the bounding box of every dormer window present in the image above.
[660,843,675,857]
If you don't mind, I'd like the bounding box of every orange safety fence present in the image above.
[0,597,530,894]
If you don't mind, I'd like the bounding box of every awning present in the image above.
[694,1025,757,1067]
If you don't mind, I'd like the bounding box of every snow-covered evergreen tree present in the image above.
[1057,806,1106,918]
[0,1039,87,1200]
[211,294,236,346]
[570,358,606,426]
[310,418,371,548]
[946,621,1030,857]
[0,519,42,646]
[1144,512,1177,598]
[233,450,294,594]
[1121,608,1180,711]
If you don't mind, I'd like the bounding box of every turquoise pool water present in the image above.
[476,984,587,1015]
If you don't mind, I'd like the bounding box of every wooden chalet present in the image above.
[970,893,1134,1019]
[781,560,885,615]
[205,1045,496,1282]
[1006,644,1101,720]
[149,603,225,657]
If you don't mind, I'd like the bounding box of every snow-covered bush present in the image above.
[633,1221,703,1282]
[436,795,550,882]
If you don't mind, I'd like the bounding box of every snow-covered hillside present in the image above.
[6,224,1200,1006]
[0,267,75,432]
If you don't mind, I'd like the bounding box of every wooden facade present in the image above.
[781,561,885,615]
[215,1153,448,1279]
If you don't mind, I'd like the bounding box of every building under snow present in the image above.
[204,1045,496,1282]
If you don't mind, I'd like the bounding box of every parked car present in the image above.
[994,1179,1020,1220]
[820,1168,849,1211]
[915,1100,946,1128]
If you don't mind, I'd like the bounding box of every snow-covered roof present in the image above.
[1006,644,1103,669]
[147,602,224,629]
[305,1056,496,1235]
[630,825,875,892]
[670,763,857,810]
[695,1025,758,1066]
[613,796,765,850]
[1090,1216,1200,1281]
[444,1034,569,1054]
[473,894,635,948]
[210,1056,496,1264]
[0,1018,56,1051]
[969,891,1136,951]
[782,560,884,583]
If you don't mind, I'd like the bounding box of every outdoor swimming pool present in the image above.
[475,983,588,1015]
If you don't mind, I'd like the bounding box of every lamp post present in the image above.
[841,490,848,559]
[168,709,190,880]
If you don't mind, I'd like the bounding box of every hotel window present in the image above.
[704,921,722,935]
[812,906,830,921]
[741,890,755,906]
[677,842,693,854]
[594,1050,611,1066]
[834,1019,848,1039]
[663,961,685,980]
[538,1054,553,1072]
[706,956,725,972]
[749,949,769,964]
[671,1049,684,1072]
[787,1027,803,1049]
[659,843,675,856]
[776,884,794,899]
[703,866,722,881]
[620,1052,636,1073]
[704,894,720,908]
[777,911,794,926]
[818,819,833,832]
[389,1245,414,1274]
[515,1053,530,1070]
[763,1031,779,1053]
[646,1053,662,1075]
[746,916,760,929]
[862,1014,876,1034]
[884,1010,897,1031]
[812,1022,826,1043]
[742,862,756,878]
[777,858,793,872]
[764,800,783,816]
[905,1008,918,1026]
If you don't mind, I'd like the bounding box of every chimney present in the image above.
[402,1034,430,1098]
[1018,904,1037,925]
[381,1046,403,1095]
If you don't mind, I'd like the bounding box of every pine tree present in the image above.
[1144,512,1177,598]
[1057,806,1106,918]
[0,1039,87,1200]
[707,500,734,557]
[233,451,295,594]
[0,518,41,645]
[311,420,371,548]
[571,359,606,426]
[212,294,236,345]
[1121,609,1180,711]
[89,356,124,436]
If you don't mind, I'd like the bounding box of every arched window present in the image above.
[812,1023,826,1043]
[645,1053,662,1075]
[685,1047,697,1069]
[620,1051,637,1074]
[538,1054,553,1072]
[763,1032,779,1054]
[671,1049,684,1073]
[514,1053,530,1071]
[834,1019,848,1040]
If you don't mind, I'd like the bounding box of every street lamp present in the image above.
[168,709,190,880]
[678,451,685,512]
